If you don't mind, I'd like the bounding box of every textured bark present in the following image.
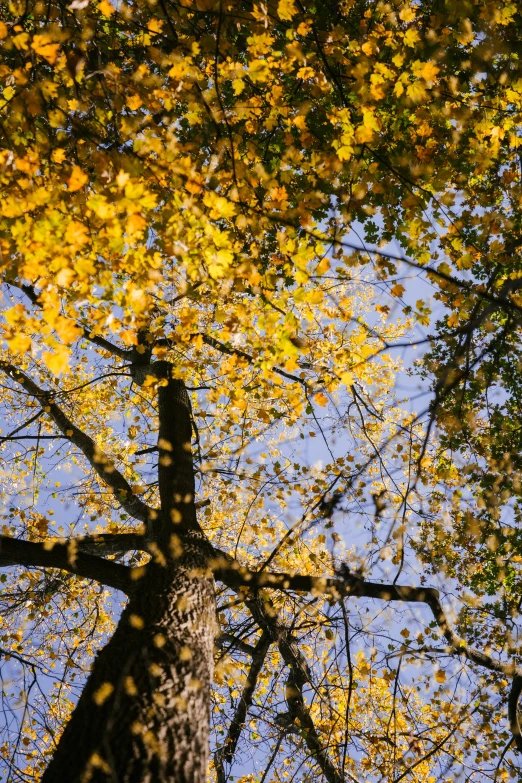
[41,367,217,783]
[156,371,199,539]
[42,537,216,783]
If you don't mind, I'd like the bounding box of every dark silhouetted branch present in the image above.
[0,535,132,593]
[215,632,271,782]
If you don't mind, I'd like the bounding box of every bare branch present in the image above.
[215,632,256,657]
[245,594,346,783]
[0,410,43,444]
[214,632,271,782]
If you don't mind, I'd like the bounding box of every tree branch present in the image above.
[215,632,256,657]
[245,594,345,783]
[508,675,522,752]
[213,558,522,679]
[199,334,309,387]
[214,632,271,782]
[11,282,132,359]
[76,532,148,557]
[0,362,153,525]
[284,664,346,783]
[0,536,132,594]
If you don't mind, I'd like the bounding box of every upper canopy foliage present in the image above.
[1,0,522,780]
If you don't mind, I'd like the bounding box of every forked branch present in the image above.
[214,631,271,783]
[245,593,346,783]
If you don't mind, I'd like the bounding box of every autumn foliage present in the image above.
[0,0,522,780]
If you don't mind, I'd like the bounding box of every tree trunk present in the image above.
[42,535,216,783]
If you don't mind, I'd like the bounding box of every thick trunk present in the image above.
[42,537,216,783]
[42,366,216,782]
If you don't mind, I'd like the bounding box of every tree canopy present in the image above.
[1,0,522,780]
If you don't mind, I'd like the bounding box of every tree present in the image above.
[1,0,522,780]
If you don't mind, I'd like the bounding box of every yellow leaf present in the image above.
[417,62,440,82]
[399,6,416,22]
[55,316,83,345]
[67,166,88,192]
[7,333,32,354]
[98,0,115,15]
[208,249,233,279]
[390,284,405,297]
[248,59,270,83]
[65,220,89,246]
[116,170,130,189]
[56,267,75,287]
[277,0,297,20]
[48,109,66,128]
[406,81,427,102]
[447,312,459,327]
[13,32,30,50]
[297,66,315,80]
[416,121,432,137]
[147,18,163,34]
[455,18,474,46]
[4,305,26,327]
[31,35,60,65]
[314,392,328,407]
[232,78,245,95]
[404,28,420,47]
[355,125,375,144]
[42,348,71,376]
[93,682,114,705]
[246,33,274,56]
[126,94,143,110]
[41,80,59,100]
[169,61,191,81]
[0,21,7,39]
[74,257,97,277]
[203,192,237,219]
[126,213,147,235]
[456,253,473,270]
[337,145,353,161]
[435,669,446,684]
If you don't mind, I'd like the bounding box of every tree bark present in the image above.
[42,537,216,783]
[42,367,217,783]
